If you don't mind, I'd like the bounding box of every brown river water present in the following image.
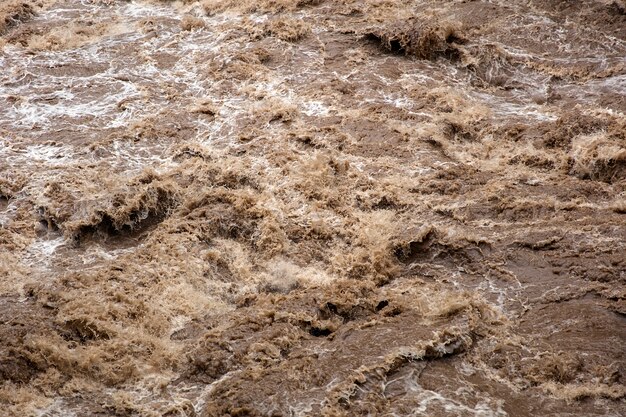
[0,0,625,415]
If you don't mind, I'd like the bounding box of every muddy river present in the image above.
[0,0,624,415]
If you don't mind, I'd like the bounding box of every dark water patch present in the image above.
[0,296,56,384]
[364,21,466,61]
[0,1,35,36]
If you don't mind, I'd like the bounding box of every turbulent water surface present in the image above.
[1,0,625,415]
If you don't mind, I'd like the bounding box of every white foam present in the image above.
[301,100,330,117]
[22,237,66,268]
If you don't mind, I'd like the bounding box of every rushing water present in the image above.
[0,0,625,416]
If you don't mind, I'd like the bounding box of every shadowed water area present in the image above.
[0,0,625,415]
